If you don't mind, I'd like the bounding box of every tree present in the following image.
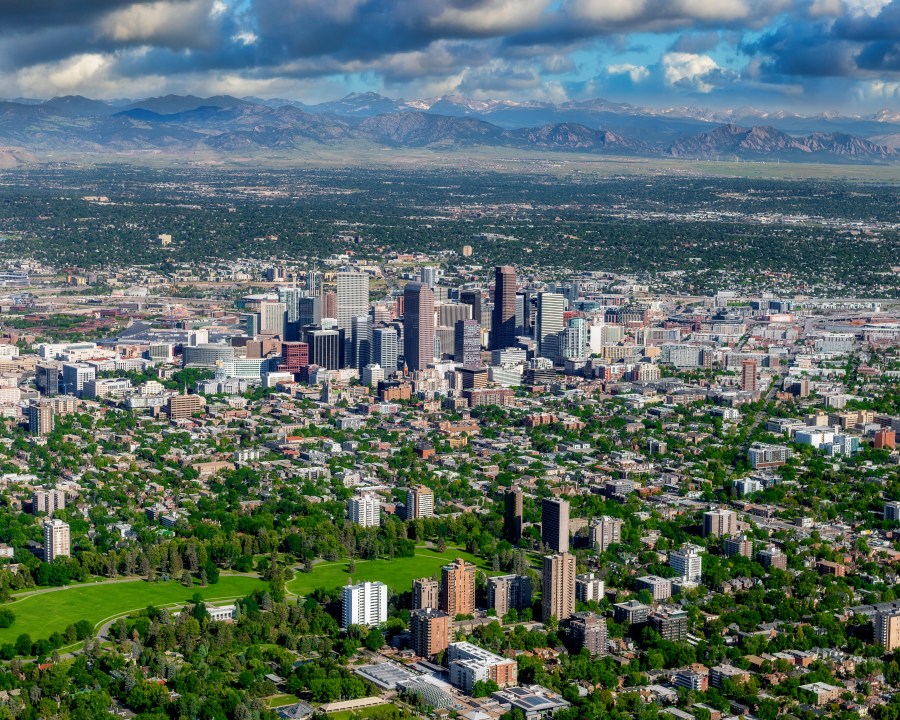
[365,629,385,651]
[0,609,14,628]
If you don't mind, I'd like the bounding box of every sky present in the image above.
[0,0,899,113]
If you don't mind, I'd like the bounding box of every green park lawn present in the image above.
[286,546,488,596]
[0,574,265,645]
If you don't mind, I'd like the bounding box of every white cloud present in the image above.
[99,0,220,49]
[856,79,900,102]
[429,0,549,35]
[569,0,648,23]
[662,51,723,93]
[607,63,650,83]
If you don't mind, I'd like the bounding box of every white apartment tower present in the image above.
[43,518,71,562]
[348,494,380,527]
[341,580,389,628]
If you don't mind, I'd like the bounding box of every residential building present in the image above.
[636,575,673,601]
[454,319,481,368]
[569,612,607,656]
[412,577,439,610]
[541,498,569,553]
[885,501,900,522]
[757,546,788,570]
[703,508,738,538]
[542,552,576,623]
[348,494,380,527]
[33,489,66,515]
[669,544,703,583]
[589,516,623,552]
[613,599,650,625]
[674,666,709,692]
[168,394,204,420]
[372,327,399,371]
[723,535,753,558]
[440,558,476,617]
[575,572,605,604]
[409,608,451,658]
[709,664,750,690]
[27,403,54,437]
[875,611,900,652]
[741,358,757,393]
[341,581,388,628]
[448,642,517,694]
[487,575,531,617]
[649,607,689,641]
[43,518,70,562]
[504,487,523,542]
[406,485,434,519]
[748,442,793,469]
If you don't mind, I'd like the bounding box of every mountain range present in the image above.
[0,92,897,164]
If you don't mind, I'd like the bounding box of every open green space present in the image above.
[325,704,396,720]
[0,575,266,645]
[286,546,488,596]
[265,694,300,708]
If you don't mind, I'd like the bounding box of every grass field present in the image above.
[286,546,488,596]
[326,704,395,719]
[0,575,266,645]
[265,694,300,708]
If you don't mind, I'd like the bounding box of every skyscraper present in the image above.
[304,328,345,369]
[412,577,440,610]
[515,291,531,335]
[541,498,570,553]
[440,558,476,618]
[403,281,435,372]
[536,292,565,362]
[454,319,482,368]
[36,363,59,397]
[351,315,371,370]
[373,326,399,371]
[306,270,323,296]
[542,552,576,623]
[459,289,482,323]
[742,359,758,393]
[298,296,323,327]
[43,518,70,562]
[504,487,523,542]
[336,272,368,331]
[491,266,516,350]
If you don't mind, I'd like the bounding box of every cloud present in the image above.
[607,63,650,83]
[662,52,735,92]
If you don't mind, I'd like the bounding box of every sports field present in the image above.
[286,546,487,596]
[0,574,265,645]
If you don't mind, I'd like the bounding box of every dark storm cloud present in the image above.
[0,0,183,33]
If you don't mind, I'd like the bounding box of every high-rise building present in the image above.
[258,301,287,336]
[278,342,309,373]
[373,327,399,372]
[504,487,523,542]
[298,296,323,327]
[875,611,900,652]
[403,282,435,372]
[636,575,673,601]
[569,612,607,656]
[323,291,337,320]
[486,575,531,617]
[574,572,605,603]
[43,518,70,562]
[439,302,471,328]
[410,608,451,658]
[440,558,476,618]
[542,552,576,623]
[515,291,531,335]
[742,359,758,393]
[348,494,380,527]
[649,607,690,641]
[560,317,587,360]
[703,508,738,537]
[36,363,60,397]
[670,544,703,583]
[589,516,623,552]
[336,272,369,332]
[61,363,96,397]
[420,267,438,289]
[459,289,482,323]
[757,546,787,570]
[541,498,570,553]
[341,581,388,628]
[884,501,900,522]
[491,267,516,350]
[536,293,565,362]
[304,328,345,369]
[168,394,203,420]
[406,486,434,519]
[306,270,323,297]
[33,489,65,515]
[412,577,440,610]
[454,319,482,368]
[724,535,753,558]
[361,364,385,387]
[27,403,54,437]
[351,315,371,370]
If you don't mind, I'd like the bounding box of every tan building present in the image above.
[33,489,66,515]
[440,558,476,617]
[703,508,738,538]
[741,359,757,393]
[27,403,54,437]
[168,394,204,420]
[542,552,576,623]
[406,485,434,519]
[875,611,900,652]
[43,518,70,562]
[409,607,451,658]
[487,575,531,617]
[412,577,440,610]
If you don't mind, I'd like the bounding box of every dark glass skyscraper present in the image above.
[491,266,516,350]
[403,282,435,372]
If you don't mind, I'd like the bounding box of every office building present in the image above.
[36,363,60,397]
[341,581,388,629]
[33,489,66,515]
[168,394,203,420]
[412,577,440,610]
[504,487,523,543]
[454,319,482,368]
[43,518,70,562]
[336,271,369,332]
[703,508,738,538]
[491,267,516,350]
[361,364,385,387]
[306,270,323,296]
[541,498,569,553]
[278,342,309,373]
[348,494,380,527]
[574,572,604,604]
[589,516,623,552]
[403,282,435,372]
[515,291,530,335]
[885,501,900,522]
[420,266,438,289]
[542,552,576,623]
[372,327,399,371]
[649,607,689,641]
[724,535,753,558]
[406,485,434,519]
[636,575,673,601]
[440,558,476,618]
[459,289,482,323]
[61,363,96,397]
[297,295,323,329]
[410,608,451,658]
[670,544,703,583]
[569,612,607,656]
[875,611,900,652]
[486,575,531,617]
[439,302,471,328]
[259,301,286,336]
[27,403,54,436]
[742,359,758,393]
[536,292,565,362]
[448,642,517,695]
[351,315,371,369]
[305,328,345,369]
